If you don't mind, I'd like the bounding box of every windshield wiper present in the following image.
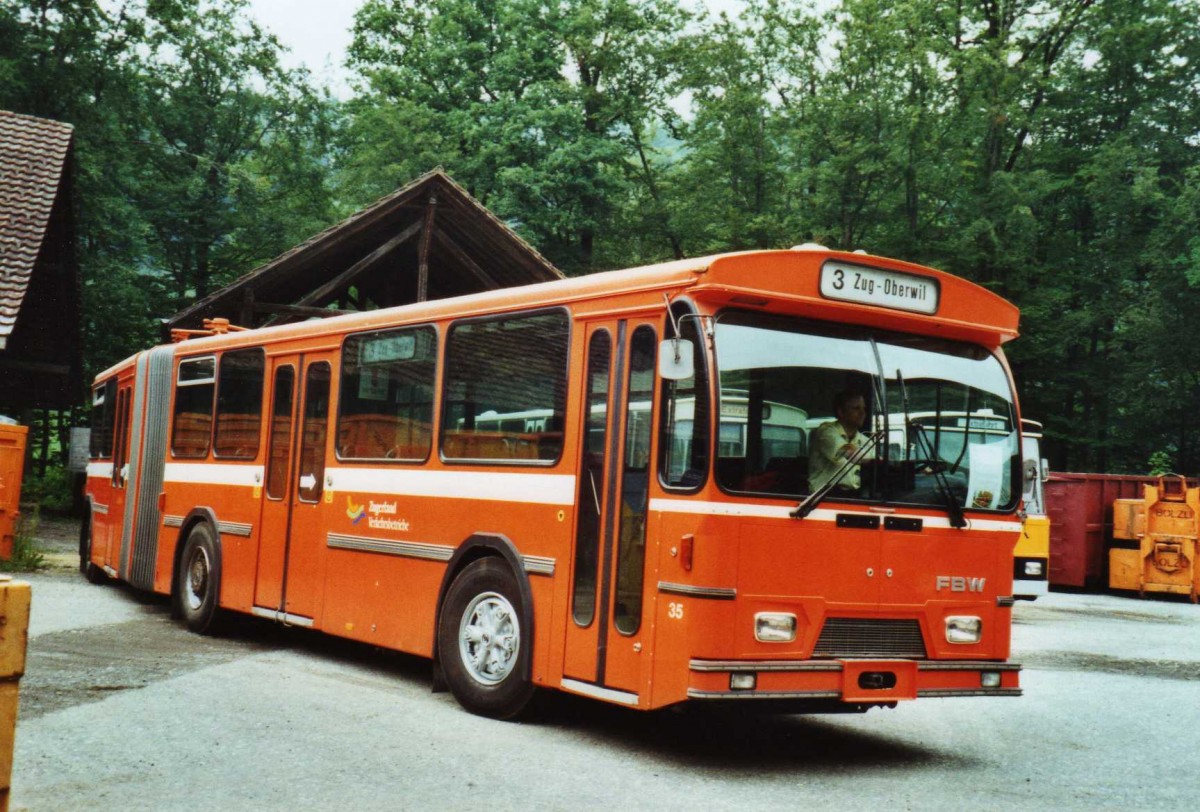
[896,369,967,529]
[791,430,883,519]
[909,421,967,528]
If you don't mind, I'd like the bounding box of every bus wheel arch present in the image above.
[433,534,536,719]
[171,508,224,633]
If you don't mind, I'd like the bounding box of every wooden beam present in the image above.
[0,357,71,376]
[240,288,255,327]
[252,302,355,319]
[432,228,502,291]
[417,191,438,302]
[293,219,423,309]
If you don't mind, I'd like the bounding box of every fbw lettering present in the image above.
[936,575,987,592]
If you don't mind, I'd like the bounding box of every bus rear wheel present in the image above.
[78,516,105,585]
[437,558,533,719]
[177,524,222,634]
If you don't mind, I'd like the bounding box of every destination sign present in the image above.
[819,261,939,315]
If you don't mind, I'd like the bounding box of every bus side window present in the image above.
[337,326,437,461]
[213,348,265,460]
[90,378,117,459]
[172,356,216,458]
[441,310,568,464]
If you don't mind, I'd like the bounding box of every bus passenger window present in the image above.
[659,307,709,489]
[89,379,117,459]
[266,366,295,500]
[573,329,611,627]
[298,363,331,503]
[338,326,436,461]
[213,349,265,459]
[171,356,216,458]
[441,310,568,464]
[615,325,656,635]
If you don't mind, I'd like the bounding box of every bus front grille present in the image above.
[813,618,927,659]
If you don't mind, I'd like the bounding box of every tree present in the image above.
[130,0,335,302]
[344,0,688,273]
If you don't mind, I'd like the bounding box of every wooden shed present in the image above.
[165,168,563,335]
[0,109,82,413]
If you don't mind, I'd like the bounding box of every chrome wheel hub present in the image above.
[458,591,519,686]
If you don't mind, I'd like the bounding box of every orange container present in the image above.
[1109,478,1199,601]
[0,424,29,560]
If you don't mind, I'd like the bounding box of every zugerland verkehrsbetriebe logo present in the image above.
[346,495,410,531]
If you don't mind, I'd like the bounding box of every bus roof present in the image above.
[93,247,1018,382]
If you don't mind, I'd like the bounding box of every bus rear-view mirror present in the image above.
[659,338,694,380]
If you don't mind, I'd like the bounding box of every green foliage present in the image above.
[1148,451,1174,477]
[5,0,1200,476]
[344,0,689,272]
[0,0,335,381]
[3,511,46,573]
[22,465,76,515]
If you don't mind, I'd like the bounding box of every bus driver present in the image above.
[808,390,867,494]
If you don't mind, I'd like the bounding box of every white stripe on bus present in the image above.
[163,463,265,487]
[159,462,577,506]
[647,498,1022,532]
[333,467,576,506]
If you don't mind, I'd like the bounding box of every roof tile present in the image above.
[0,109,74,341]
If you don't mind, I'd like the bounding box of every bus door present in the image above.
[254,352,334,623]
[563,320,657,702]
[283,355,334,620]
[254,358,297,612]
[105,378,134,572]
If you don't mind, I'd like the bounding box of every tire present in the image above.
[78,515,106,585]
[437,558,534,719]
[176,523,223,634]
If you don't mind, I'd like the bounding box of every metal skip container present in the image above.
[0,423,29,560]
[1110,477,1199,602]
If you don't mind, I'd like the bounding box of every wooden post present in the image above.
[417,191,438,303]
[0,577,31,812]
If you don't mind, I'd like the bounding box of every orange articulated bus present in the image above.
[82,246,1024,718]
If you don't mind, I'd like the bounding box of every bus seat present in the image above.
[716,457,747,488]
[763,456,807,493]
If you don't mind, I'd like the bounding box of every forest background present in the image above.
[3,0,1199,482]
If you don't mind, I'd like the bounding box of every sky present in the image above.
[247,0,360,97]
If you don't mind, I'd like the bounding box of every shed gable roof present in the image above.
[0,110,74,346]
[166,168,564,333]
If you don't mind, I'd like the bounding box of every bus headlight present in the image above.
[755,613,797,643]
[1023,561,1044,576]
[945,616,982,644]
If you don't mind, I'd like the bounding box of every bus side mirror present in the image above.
[1040,458,1050,483]
[1022,459,1038,495]
[659,338,694,381]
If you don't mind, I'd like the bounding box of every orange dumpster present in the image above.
[0,424,29,560]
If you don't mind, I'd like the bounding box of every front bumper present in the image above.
[686,658,1022,703]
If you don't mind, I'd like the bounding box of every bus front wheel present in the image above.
[437,558,533,719]
[177,524,222,635]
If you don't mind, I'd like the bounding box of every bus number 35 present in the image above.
[667,602,684,619]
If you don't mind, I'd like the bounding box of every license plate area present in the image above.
[840,659,918,702]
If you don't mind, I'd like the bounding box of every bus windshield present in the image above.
[713,311,1020,512]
